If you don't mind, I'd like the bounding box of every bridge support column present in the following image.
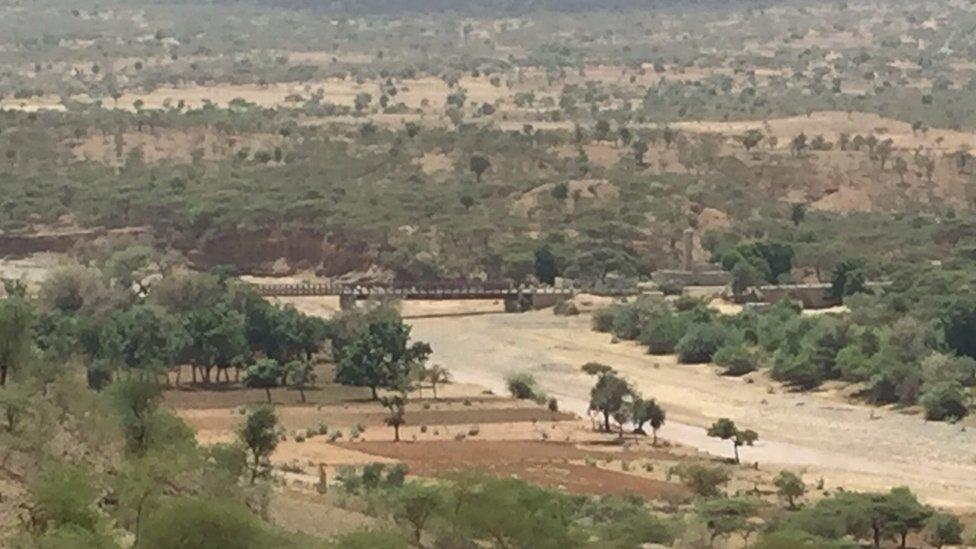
[530,294,561,310]
[339,294,357,311]
[503,295,531,313]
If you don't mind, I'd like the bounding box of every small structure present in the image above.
[652,229,731,290]
[757,283,839,309]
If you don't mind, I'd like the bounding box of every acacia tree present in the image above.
[739,129,763,151]
[425,364,451,399]
[589,372,633,432]
[632,140,648,167]
[337,319,431,400]
[469,155,491,182]
[697,496,760,547]
[174,305,248,384]
[243,359,284,404]
[381,393,407,442]
[707,418,758,464]
[773,470,805,509]
[103,304,176,378]
[633,398,666,445]
[925,513,963,549]
[285,360,316,403]
[239,406,278,483]
[391,483,444,544]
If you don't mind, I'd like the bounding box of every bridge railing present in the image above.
[250,281,634,298]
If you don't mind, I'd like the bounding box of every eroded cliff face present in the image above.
[0,227,149,257]
[187,227,375,276]
[0,226,376,277]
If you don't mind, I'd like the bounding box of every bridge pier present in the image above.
[530,293,561,310]
[503,295,531,313]
[339,294,357,311]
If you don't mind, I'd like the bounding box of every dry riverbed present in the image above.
[402,307,976,511]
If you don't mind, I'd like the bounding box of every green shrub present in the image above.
[639,311,688,355]
[713,344,760,376]
[611,305,643,340]
[506,373,539,400]
[667,463,730,497]
[919,381,967,421]
[771,348,825,390]
[676,323,737,364]
[386,463,408,487]
[591,308,615,332]
[140,497,277,549]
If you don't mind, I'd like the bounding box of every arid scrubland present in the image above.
[3,0,976,547]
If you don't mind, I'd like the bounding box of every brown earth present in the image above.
[337,440,684,501]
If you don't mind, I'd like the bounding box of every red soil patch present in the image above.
[341,440,683,501]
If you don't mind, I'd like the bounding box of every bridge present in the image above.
[250,281,636,311]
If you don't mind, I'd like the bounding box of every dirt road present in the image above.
[408,309,976,510]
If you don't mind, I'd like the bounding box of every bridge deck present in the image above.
[251,283,632,299]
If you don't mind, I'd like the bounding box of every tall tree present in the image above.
[243,359,284,404]
[336,319,431,400]
[239,406,278,483]
[633,398,666,445]
[589,372,633,432]
[0,297,32,387]
[707,418,758,464]
[469,155,491,182]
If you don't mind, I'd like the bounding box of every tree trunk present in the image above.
[603,411,610,432]
[652,429,658,446]
[899,532,907,549]
[251,452,260,484]
[393,424,400,442]
[733,443,740,464]
[371,386,379,400]
[264,387,271,404]
[0,364,6,387]
[432,383,438,400]
[872,526,881,548]
[299,388,306,403]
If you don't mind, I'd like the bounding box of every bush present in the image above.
[611,304,643,340]
[591,308,615,332]
[386,463,408,487]
[547,397,559,412]
[639,311,688,355]
[140,497,276,549]
[667,463,730,497]
[506,373,539,400]
[919,381,967,421]
[771,349,825,390]
[676,323,737,364]
[713,344,760,376]
[925,513,963,548]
